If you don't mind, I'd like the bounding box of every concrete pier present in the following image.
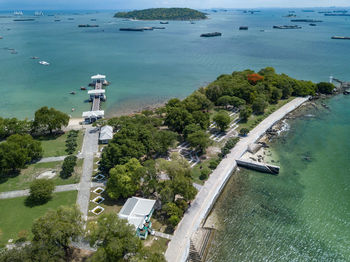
[236,159,280,174]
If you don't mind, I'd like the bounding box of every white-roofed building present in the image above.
[91,74,106,81]
[99,125,113,144]
[118,197,156,239]
[82,110,104,123]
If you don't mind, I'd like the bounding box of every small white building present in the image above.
[82,110,104,124]
[99,125,113,144]
[91,74,106,84]
[118,197,156,239]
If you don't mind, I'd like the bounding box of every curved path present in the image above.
[165,97,309,262]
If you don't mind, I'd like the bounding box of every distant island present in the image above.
[114,8,208,20]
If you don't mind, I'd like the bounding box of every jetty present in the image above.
[236,159,280,174]
[82,74,107,124]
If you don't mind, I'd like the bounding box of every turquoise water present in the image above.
[1,9,350,118]
[207,95,350,261]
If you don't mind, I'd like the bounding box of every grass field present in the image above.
[0,159,83,192]
[238,97,295,132]
[0,191,77,247]
[37,130,84,158]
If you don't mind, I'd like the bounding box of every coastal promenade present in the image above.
[165,96,309,262]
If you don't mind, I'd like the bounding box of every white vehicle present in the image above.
[38,61,50,66]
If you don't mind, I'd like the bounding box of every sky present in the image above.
[0,0,349,10]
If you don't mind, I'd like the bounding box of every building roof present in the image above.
[88,89,106,95]
[91,74,106,80]
[82,110,105,118]
[99,125,113,141]
[119,197,156,229]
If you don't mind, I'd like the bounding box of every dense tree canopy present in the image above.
[0,134,42,173]
[33,107,69,135]
[213,111,231,131]
[107,158,142,200]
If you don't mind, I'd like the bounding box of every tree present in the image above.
[252,97,268,114]
[240,128,250,136]
[89,213,142,262]
[33,107,69,135]
[317,82,335,94]
[183,91,212,112]
[28,179,55,205]
[213,111,231,131]
[239,106,252,122]
[270,87,282,104]
[107,158,142,200]
[187,130,210,153]
[137,160,158,197]
[31,206,83,260]
[0,134,42,173]
[216,95,232,108]
[165,107,194,133]
[183,123,201,140]
[60,155,77,179]
[154,130,177,156]
[192,110,210,129]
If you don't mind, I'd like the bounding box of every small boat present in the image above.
[34,11,44,16]
[160,21,169,24]
[200,32,222,37]
[13,18,35,21]
[54,19,61,22]
[80,86,87,90]
[11,50,18,54]
[91,19,97,21]
[71,108,75,112]
[70,91,76,95]
[68,18,74,20]
[331,36,350,40]
[239,26,248,30]
[0,36,3,39]
[14,11,23,16]
[152,26,165,29]
[309,23,317,26]
[343,90,350,95]
[39,61,50,65]
[31,56,39,59]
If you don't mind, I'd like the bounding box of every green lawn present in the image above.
[143,236,169,255]
[238,97,295,132]
[88,188,125,219]
[0,191,77,247]
[36,130,84,158]
[0,159,83,192]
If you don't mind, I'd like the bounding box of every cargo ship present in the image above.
[120,28,144,31]
[273,25,301,29]
[78,24,99,28]
[291,19,322,22]
[200,32,222,37]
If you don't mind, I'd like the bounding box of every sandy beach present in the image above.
[165,96,310,262]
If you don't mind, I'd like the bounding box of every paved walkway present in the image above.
[154,231,173,240]
[76,126,99,221]
[165,97,309,262]
[37,156,67,163]
[0,184,79,199]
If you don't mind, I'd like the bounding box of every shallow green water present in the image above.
[1,9,350,118]
[207,95,350,261]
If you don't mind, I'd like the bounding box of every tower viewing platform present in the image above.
[82,74,108,123]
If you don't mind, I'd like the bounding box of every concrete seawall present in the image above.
[165,96,310,262]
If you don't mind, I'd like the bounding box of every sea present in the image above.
[1,9,349,261]
[207,95,350,261]
[0,8,350,118]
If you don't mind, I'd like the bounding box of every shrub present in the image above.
[65,130,78,154]
[199,167,211,180]
[240,128,250,136]
[60,155,77,179]
[28,179,55,205]
[168,215,180,228]
[239,107,252,122]
[209,158,220,170]
[220,137,240,158]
